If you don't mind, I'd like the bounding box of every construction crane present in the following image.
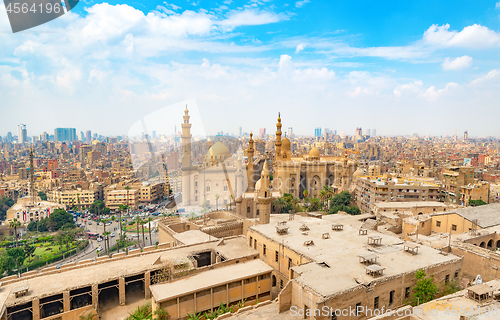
[340,147,360,162]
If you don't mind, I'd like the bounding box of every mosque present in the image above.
[180,108,359,220]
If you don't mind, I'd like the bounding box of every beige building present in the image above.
[105,188,140,210]
[246,214,462,320]
[355,176,441,214]
[48,189,99,209]
[6,196,65,224]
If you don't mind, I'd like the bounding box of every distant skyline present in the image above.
[1,1,500,136]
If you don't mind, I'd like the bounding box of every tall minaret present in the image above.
[258,160,271,224]
[181,106,192,168]
[247,132,255,192]
[181,106,192,205]
[275,113,282,159]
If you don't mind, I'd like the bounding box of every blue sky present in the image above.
[1,0,500,137]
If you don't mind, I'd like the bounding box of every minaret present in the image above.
[258,160,272,224]
[247,132,255,192]
[181,106,192,168]
[181,106,192,205]
[275,112,282,159]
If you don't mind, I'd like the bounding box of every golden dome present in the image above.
[309,146,320,159]
[282,137,291,151]
[255,178,262,190]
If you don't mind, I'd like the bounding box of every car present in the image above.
[98,222,103,226]
[97,237,103,242]
[96,246,103,251]
[88,222,92,225]
[110,233,115,237]
[131,234,139,237]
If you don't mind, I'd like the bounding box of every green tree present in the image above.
[37,191,47,201]
[329,191,352,207]
[0,249,15,275]
[134,216,142,245]
[126,302,153,320]
[307,198,322,212]
[0,196,15,220]
[118,204,129,252]
[7,247,26,271]
[9,218,21,247]
[410,269,438,306]
[48,209,75,231]
[23,244,36,263]
[79,312,97,320]
[273,197,288,213]
[147,217,154,246]
[469,199,488,207]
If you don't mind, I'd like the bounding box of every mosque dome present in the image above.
[282,137,291,151]
[205,142,231,166]
[309,146,320,159]
[353,168,364,178]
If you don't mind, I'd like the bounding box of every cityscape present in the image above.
[2,1,500,320]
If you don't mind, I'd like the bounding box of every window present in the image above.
[452,224,457,231]
[254,239,257,249]
[455,271,459,278]
[280,279,284,289]
[275,251,279,262]
[374,296,379,309]
[263,244,266,256]
[389,290,395,305]
[436,221,441,227]
[249,236,252,247]
[288,258,292,269]
[445,274,450,283]
[304,305,309,319]
[405,287,410,299]
[355,303,362,316]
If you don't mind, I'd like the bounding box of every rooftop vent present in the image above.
[299,224,310,231]
[322,233,330,239]
[303,240,314,247]
[332,224,343,231]
[318,262,330,268]
[276,225,289,235]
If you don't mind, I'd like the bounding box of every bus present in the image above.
[86,232,99,240]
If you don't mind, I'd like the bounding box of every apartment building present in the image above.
[441,166,474,204]
[105,188,140,210]
[355,176,440,214]
[48,189,99,209]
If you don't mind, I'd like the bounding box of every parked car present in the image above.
[110,233,115,237]
[88,222,92,225]
[96,246,103,251]
[97,237,103,242]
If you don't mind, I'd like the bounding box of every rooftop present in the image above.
[432,203,500,228]
[150,259,272,303]
[250,214,460,299]
[174,230,218,246]
[374,202,448,209]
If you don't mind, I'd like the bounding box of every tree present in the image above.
[410,269,438,306]
[0,196,15,220]
[126,302,153,320]
[23,244,36,263]
[118,204,129,252]
[7,247,26,272]
[215,194,220,210]
[273,198,288,213]
[147,217,154,246]
[134,216,142,245]
[48,209,75,231]
[307,198,322,212]
[79,312,97,320]
[103,231,111,254]
[141,220,146,248]
[37,191,47,201]
[469,199,487,207]
[0,249,15,275]
[102,219,109,253]
[9,218,21,247]
[303,190,309,199]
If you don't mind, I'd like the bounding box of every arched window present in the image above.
[272,275,277,287]
[480,242,486,248]
[488,240,493,248]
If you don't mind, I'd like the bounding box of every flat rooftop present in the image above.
[413,280,500,320]
[150,259,272,303]
[250,214,461,299]
[0,236,256,307]
[433,203,500,228]
[174,230,218,245]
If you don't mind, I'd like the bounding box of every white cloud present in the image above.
[496,1,500,9]
[295,44,305,53]
[470,69,500,86]
[423,82,459,100]
[423,24,500,49]
[393,80,423,98]
[219,9,288,30]
[296,0,310,8]
[442,55,473,71]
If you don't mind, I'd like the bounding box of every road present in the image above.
[74,216,160,260]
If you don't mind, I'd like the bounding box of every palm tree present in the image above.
[79,312,97,320]
[215,194,220,210]
[322,185,335,209]
[147,217,154,246]
[134,216,142,245]
[101,218,109,253]
[273,198,287,213]
[118,204,129,252]
[103,231,111,254]
[291,197,301,212]
[124,185,131,208]
[141,220,146,248]
[9,218,21,247]
[318,189,328,209]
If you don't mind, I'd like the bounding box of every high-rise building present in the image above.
[372,129,376,137]
[6,132,12,142]
[366,129,371,136]
[54,128,77,142]
[314,127,322,138]
[152,130,157,139]
[40,132,49,142]
[79,131,85,141]
[287,127,293,138]
[18,124,27,143]
[355,127,362,137]
[85,130,92,142]
[259,128,266,138]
